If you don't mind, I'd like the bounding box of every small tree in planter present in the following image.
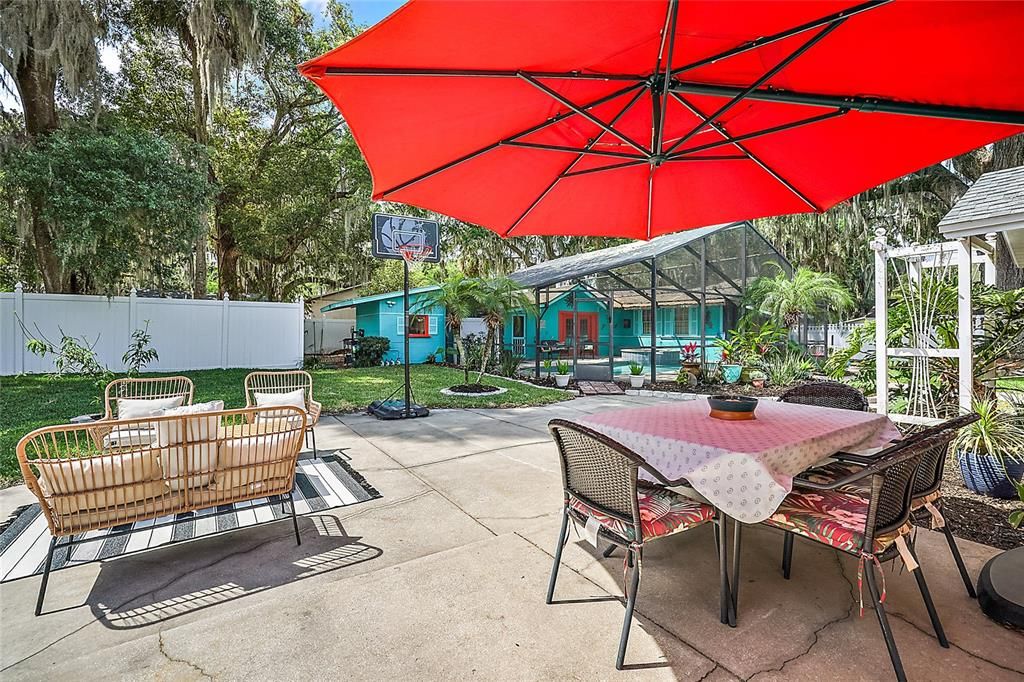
[628,362,645,388]
[680,341,700,378]
[750,370,767,389]
[554,360,571,388]
[955,398,1024,499]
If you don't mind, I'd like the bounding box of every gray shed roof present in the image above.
[510,222,747,289]
[938,165,1024,235]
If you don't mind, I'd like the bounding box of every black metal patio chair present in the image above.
[749,429,961,681]
[778,380,870,412]
[795,413,982,597]
[546,419,723,670]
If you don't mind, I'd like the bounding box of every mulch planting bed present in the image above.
[446,383,503,394]
[930,460,1024,551]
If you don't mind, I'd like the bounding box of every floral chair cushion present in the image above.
[762,489,912,555]
[569,485,715,543]
[799,461,941,510]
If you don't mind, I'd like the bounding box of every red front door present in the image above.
[558,311,598,342]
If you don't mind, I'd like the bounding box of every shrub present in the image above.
[499,350,525,377]
[763,349,814,386]
[353,336,390,367]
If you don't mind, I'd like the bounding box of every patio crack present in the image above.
[884,609,1024,675]
[512,531,737,681]
[158,630,214,680]
[745,552,858,680]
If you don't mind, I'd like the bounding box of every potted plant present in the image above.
[554,360,572,388]
[543,357,552,377]
[714,337,743,385]
[628,362,645,388]
[680,341,701,378]
[750,370,767,389]
[956,398,1024,499]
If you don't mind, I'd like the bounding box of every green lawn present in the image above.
[1,366,570,485]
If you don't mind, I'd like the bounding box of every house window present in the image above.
[640,308,652,334]
[674,307,689,335]
[406,315,430,337]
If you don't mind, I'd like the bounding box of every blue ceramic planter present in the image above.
[958,450,1024,500]
[721,364,742,384]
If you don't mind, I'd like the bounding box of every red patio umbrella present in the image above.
[300,0,1024,239]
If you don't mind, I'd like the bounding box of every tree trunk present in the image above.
[15,48,68,291]
[477,326,494,384]
[452,328,469,384]
[216,209,242,298]
[191,55,211,299]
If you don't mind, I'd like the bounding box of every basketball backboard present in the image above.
[372,213,440,263]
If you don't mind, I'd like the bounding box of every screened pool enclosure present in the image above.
[506,221,791,383]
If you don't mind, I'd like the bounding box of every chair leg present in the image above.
[310,427,318,459]
[545,508,569,605]
[602,543,617,558]
[716,513,732,626]
[782,533,794,579]
[288,491,301,546]
[731,520,742,620]
[616,548,642,671]
[865,561,907,682]
[939,521,976,598]
[907,541,949,648]
[35,536,58,616]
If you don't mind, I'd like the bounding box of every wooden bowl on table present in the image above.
[707,395,758,421]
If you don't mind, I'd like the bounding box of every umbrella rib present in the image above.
[502,86,647,237]
[669,0,890,77]
[669,93,820,210]
[377,81,645,198]
[653,0,681,155]
[321,67,647,81]
[669,81,1024,126]
[502,141,645,160]
[665,107,848,157]
[518,72,652,157]
[664,19,847,156]
[562,159,650,178]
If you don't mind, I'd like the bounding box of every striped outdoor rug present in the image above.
[0,452,380,582]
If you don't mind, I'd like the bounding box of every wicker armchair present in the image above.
[18,406,306,615]
[751,429,961,682]
[778,380,869,412]
[796,413,981,597]
[92,376,196,447]
[102,376,195,419]
[546,419,721,670]
[244,371,322,457]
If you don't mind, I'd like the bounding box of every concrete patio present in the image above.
[1,395,1021,681]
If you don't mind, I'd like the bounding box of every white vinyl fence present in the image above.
[304,318,356,354]
[2,284,303,375]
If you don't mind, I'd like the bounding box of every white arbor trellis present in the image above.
[872,227,997,425]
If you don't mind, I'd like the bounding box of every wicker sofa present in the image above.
[17,405,307,615]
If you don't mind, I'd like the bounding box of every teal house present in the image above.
[320,286,445,364]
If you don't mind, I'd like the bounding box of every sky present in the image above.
[0,1,404,113]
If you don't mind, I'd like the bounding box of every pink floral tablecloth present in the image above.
[576,399,901,524]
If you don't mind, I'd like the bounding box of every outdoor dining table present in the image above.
[575,398,902,524]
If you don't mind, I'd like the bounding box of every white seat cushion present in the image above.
[103,427,157,448]
[155,400,224,447]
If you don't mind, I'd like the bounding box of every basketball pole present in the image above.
[403,256,412,418]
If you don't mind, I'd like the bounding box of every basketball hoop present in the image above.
[398,244,432,264]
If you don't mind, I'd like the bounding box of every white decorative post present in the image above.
[220,293,230,369]
[956,238,974,413]
[871,228,888,415]
[983,233,998,286]
[296,295,305,369]
[13,281,25,375]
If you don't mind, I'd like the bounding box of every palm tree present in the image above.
[416,271,480,385]
[473,277,536,384]
[746,265,854,329]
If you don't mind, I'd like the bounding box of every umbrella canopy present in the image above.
[300,0,1024,239]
